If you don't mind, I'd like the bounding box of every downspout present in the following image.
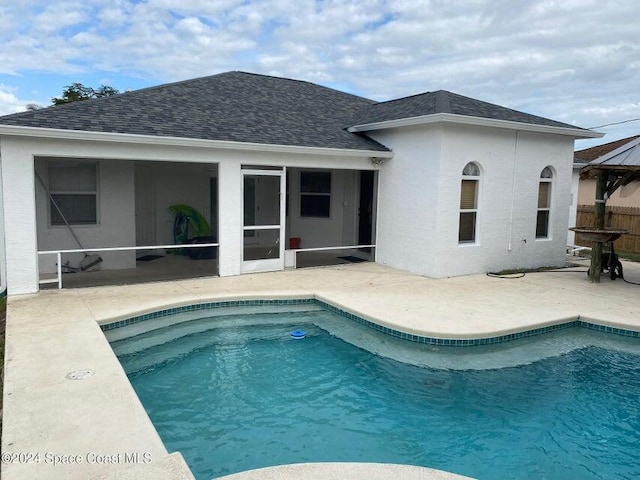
[507,131,520,252]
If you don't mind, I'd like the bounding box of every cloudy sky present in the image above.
[1,0,638,148]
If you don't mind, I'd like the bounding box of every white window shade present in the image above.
[460,180,478,210]
[537,182,550,209]
[49,162,97,192]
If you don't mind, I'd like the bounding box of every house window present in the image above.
[48,161,98,225]
[300,171,331,218]
[459,162,480,243]
[536,166,553,238]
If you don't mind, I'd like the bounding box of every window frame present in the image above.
[299,170,332,219]
[458,162,480,245]
[535,166,553,240]
[47,160,99,227]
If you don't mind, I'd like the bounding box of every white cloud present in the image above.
[0,0,638,146]
[0,85,40,115]
[31,2,90,34]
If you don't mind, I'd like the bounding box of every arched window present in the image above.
[536,167,553,238]
[459,162,480,243]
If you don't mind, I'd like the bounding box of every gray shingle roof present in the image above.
[0,71,389,152]
[352,90,585,130]
[0,72,587,151]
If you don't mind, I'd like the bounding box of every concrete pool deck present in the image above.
[3,259,640,479]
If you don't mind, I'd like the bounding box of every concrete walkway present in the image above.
[2,260,640,479]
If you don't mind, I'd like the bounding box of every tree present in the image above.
[25,103,43,111]
[52,83,120,105]
[94,85,120,98]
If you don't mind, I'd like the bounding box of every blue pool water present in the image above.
[111,308,640,480]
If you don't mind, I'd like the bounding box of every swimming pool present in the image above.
[108,304,640,479]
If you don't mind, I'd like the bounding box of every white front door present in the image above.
[242,169,285,273]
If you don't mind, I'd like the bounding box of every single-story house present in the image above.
[0,71,601,295]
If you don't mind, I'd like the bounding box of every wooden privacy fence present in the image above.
[575,205,640,253]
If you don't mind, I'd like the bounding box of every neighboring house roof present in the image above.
[0,71,599,150]
[574,135,640,164]
[350,89,588,131]
[0,71,389,153]
[585,136,640,169]
[581,136,640,189]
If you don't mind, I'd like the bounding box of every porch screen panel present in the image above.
[243,229,280,260]
[244,175,280,226]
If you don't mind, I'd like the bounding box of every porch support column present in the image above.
[0,141,39,294]
[589,172,607,283]
[217,161,242,277]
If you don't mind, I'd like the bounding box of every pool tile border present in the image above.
[100,297,640,346]
[99,298,315,331]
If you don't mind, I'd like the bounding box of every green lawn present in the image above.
[618,250,640,263]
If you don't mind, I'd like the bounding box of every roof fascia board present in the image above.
[0,125,394,159]
[348,112,604,139]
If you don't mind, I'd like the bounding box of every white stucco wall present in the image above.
[368,125,443,276]
[0,139,38,295]
[35,157,136,274]
[371,124,575,278]
[0,133,375,294]
[433,126,574,277]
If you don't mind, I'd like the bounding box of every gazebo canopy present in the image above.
[581,136,640,190]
